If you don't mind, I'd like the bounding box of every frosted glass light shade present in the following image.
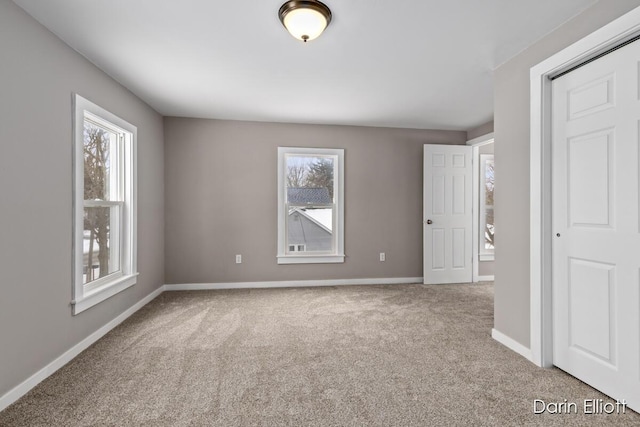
[279,1,332,43]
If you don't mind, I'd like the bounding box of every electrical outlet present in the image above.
[379,252,386,262]
[235,254,242,264]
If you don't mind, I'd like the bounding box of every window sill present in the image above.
[277,254,345,264]
[72,273,138,315]
[479,254,495,262]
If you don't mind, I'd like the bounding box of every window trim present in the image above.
[72,94,137,315]
[277,147,345,264]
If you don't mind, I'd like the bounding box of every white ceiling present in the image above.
[14,0,596,131]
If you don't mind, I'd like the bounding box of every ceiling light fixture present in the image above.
[278,0,332,43]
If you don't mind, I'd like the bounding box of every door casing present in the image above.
[467,133,495,283]
[529,5,640,368]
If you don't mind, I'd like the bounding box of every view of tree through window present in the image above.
[286,156,334,198]
[285,155,335,253]
[73,94,137,314]
[483,157,495,250]
[83,121,119,284]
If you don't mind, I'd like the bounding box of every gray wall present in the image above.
[0,1,164,398]
[493,0,640,347]
[467,121,494,141]
[164,117,466,284]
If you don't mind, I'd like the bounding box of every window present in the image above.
[277,147,344,264]
[479,154,494,260]
[72,94,137,314]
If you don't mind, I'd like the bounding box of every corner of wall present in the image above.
[466,120,495,141]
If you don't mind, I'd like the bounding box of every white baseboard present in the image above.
[492,328,533,362]
[476,275,495,282]
[0,286,165,413]
[165,277,423,291]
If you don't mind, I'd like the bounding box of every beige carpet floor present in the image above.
[0,283,638,426]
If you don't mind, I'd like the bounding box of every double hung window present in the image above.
[277,147,344,264]
[72,94,137,314]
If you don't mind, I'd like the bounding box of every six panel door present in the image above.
[423,145,473,285]
[552,39,640,411]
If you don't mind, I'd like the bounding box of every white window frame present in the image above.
[72,94,137,315]
[277,147,345,264]
[479,154,495,261]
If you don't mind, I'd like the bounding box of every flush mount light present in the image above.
[278,0,332,43]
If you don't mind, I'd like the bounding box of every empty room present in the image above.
[1,0,640,425]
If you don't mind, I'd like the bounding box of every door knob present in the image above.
[426,219,433,224]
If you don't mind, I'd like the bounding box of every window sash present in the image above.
[83,200,124,207]
[82,202,124,287]
[285,203,336,255]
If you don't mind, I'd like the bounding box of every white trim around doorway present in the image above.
[467,133,495,283]
[529,6,640,368]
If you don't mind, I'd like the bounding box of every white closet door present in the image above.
[552,39,640,411]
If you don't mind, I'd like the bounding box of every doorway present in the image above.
[423,141,495,285]
[530,5,640,412]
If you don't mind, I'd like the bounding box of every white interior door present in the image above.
[552,39,640,411]
[423,145,473,284]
